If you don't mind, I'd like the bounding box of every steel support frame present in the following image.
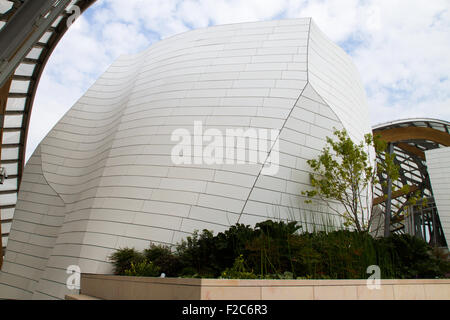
[384,142,394,237]
[0,0,72,87]
[0,77,12,269]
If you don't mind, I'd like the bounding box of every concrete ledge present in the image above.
[79,274,450,300]
[65,294,101,300]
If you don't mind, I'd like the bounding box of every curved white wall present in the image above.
[0,18,371,299]
[308,20,371,142]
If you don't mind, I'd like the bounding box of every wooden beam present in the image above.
[396,142,425,160]
[374,127,450,147]
[7,93,30,98]
[0,78,11,115]
[373,184,420,206]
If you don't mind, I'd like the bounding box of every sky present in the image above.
[27,0,450,161]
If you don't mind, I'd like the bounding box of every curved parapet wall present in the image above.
[0,18,371,299]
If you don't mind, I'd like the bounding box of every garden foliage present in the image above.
[109,220,449,279]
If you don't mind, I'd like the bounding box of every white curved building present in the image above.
[0,18,371,299]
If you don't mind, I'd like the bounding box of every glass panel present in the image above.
[0,1,13,14]
[14,63,36,77]
[2,237,8,247]
[433,124,446,132]
[39,31,52,44]
[3,114,23,128]
[3,131,21,144]
[2,223,11,234]
[65,2,80,13]
[1,147,19,160]
[52,15,63,27]
[26,47,43,60]
[1,208,15,220]
[6,97,26,111]
[0,193,17,206]
[0,178,17,192]
[0,21,5,31]
[2,163,18,176]
[10,80,30,94]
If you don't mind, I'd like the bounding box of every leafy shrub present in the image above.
[144,244,183,277]
[300,230,379,279]
[262,272,295,279]
[212,224,256,272]
[432,247,450,278]
[176,230,219,277]
[376,234,447,278]
[109,248,144,275]
[178,266,200,278]
[124,260,160,277]
[109,220,450,279]
[255,220,301,238]
[220,255,258,279]
[245,220,302,277]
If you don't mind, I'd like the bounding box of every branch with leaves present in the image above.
[302,128,405,233]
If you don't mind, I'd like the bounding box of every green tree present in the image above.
[302,128,404,233]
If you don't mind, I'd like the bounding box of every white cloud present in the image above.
[27,0,450,161]
[350,0,450,124]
